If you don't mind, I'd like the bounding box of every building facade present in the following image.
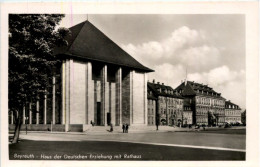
[9,20,153,132]
[175,81,225,126]
[183,101,193,125]
[147,93,157,126]
[224,100,242,124]
[148,80,184,126]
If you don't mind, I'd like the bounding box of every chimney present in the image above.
[153,79,155,83]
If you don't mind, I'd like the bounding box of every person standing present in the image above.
[110,123,113,132]
[125,124,129,133]
[122,123,125,133]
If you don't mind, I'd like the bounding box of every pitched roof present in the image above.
[147,82,183,99]
[54,20,153,72]
[225,100,241,110]
[175,81,224,99]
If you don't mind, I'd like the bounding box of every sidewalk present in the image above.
[10,126,245,136]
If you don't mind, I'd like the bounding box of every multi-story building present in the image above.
[175,81,225,126]
[224,100,242,124]
[147,80,184,126]
[9,20,153,132]
[147,90,157,126]
[183,101,193,125]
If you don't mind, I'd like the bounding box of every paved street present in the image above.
[9,129,246,160]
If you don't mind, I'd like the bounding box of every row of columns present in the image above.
[61,59,124,129]
[97,64,123,126]
[9,76,57,125]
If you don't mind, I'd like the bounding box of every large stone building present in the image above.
[147,88,157,126]
[175,81,226,126]
[183,101,193,125]
[9,20,153,132]
[224,100,242,124]
[147,80,184,126]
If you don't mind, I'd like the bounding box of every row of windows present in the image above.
[184,107,191,110]
[197,107,224,113]
[148,100,156,105]
[225,117,241,121]
[225,110,241,116]
[160,108,183,115]
[196,97,225,107]
[183,112,192,116]
[225,104,240,109]
[159,97,183,105]
[148,108,154,115]
[148,116,154,125]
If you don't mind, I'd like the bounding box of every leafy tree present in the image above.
[9,14,69,143]
[241,110,246,126]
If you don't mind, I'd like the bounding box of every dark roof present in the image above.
[54,20,153,72]
[175,81,224,99]
[225,100,241,109]
[147,85,157,100]
[147,82,183,99]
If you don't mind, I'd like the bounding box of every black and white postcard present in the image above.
[1,1,259,167]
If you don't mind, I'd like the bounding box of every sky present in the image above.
[60,14,246,109]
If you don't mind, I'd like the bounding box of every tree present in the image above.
[241,110,246,126]
[9,14,69,143]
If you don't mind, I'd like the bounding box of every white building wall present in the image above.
[132,71,146,124]
[70,61,86,124]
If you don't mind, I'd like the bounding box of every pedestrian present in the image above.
[91,120,95,127]
[110,123,113,132]
[122,123,125,133]
[125,124,129,133]
[90,120,93,126]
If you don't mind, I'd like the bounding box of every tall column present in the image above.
[61,61,66,124]
[86,62,94,124]
[29,102,32,124]
[129,70,133,125]
[68,60,73,127]
[11,111,14,124]
[101,65,108,126]
[44,90,47,124]
[36,100,39,124]
[110,83,116,125]
[52,75,56,124]
[23,105,26,124]
[65,59,71,132]
[115,67,122,125]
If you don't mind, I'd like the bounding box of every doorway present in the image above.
[107,113,111,125]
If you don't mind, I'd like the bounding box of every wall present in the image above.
[70,61,86,124]
[132,71,147,125]
[122,71,130,125]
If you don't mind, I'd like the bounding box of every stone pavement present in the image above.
[12,127,246,151]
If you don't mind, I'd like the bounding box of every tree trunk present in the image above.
[12,110,22,144]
